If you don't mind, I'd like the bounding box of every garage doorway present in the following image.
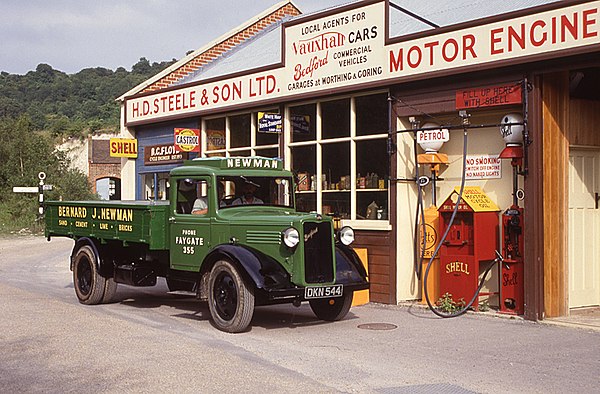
[568,148,600,308]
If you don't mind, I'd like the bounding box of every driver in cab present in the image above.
[232,182,263,205]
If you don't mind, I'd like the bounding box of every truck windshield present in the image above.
[217,176,294,209]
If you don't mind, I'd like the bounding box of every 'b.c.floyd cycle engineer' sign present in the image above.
[126,0,600,125]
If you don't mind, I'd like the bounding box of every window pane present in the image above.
[291,145,316,213]
[323,192,350,219]
[356,93,388,136]
[356,139,388,185]
[217,175,294,209]
[322,98,350,139]
[255,147,279,158]
[206,118,225,151]
[357,191,388,220]
[296,193,316,213]
[230,114,251,148]
[229,149,251,157]
[357,138,388,220]
[322,142,350,218]
[176,179,208,215]
[322,142,350,190]
[290,103,316,142]
[291,145,316,189]
[256,111,280,146]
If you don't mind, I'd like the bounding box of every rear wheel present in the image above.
[208,260,254,333]
[309,292,353,321]
[101,278,118,303]
[73,245,106,305]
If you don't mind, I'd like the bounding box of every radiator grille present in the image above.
[303,222,334,283]
[246,230,281,245]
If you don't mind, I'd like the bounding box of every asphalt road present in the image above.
[1,236,598,393]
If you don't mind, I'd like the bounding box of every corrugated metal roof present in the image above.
[176,19,287,84]
[177,0,562,86]
[389,0,562,37]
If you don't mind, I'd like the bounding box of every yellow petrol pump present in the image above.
[414,121,449,304]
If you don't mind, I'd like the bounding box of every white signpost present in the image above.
[12,172,53,219]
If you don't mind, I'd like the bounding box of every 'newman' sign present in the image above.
[126,1,600,125]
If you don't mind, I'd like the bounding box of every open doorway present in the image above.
[96,177,121,200]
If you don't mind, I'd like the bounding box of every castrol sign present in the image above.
[417,124,449,153]
[174,128,200,152]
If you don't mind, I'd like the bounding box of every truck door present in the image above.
[170,177,212,272]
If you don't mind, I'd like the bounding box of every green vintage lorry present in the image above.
[45,157,369,332]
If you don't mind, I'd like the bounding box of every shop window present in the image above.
[255,147,279,158]
[206,118,226,154]
[231,149,251,157]
[322,98,350,139]
[256,110,280,146]
[203,110,281,159]
[322,142,350,218]
[357,138,388,219]
[292,144,316,212]
[230,114,251,148]
[290,104,316,143]
[287,92,389,228]
[142,173,170,200]
[356,93,388,136]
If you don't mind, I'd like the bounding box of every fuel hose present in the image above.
[421,124,501,318]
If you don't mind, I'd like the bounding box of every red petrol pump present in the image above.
[438,187,500,310]
[497,113,526,315]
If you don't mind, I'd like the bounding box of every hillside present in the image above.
[0,58,175,232]
[0,57,176,137]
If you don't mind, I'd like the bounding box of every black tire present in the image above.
[72,245,106,305]
[309,292,353,321]
[207,260,254,333]
[101,277,118,303]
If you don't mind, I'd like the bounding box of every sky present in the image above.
[0,0,349,75]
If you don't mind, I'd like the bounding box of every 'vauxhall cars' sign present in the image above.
[126,0,600,125]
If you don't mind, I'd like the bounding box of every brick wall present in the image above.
[143,3,300,92]
[89,163,121,193]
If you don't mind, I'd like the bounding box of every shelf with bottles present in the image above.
[356,173,387,190]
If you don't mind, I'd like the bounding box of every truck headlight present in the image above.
[282,227,300,248]
[338,226,354,245]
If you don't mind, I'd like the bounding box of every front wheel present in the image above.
[72,245,106,305]
[207,260,255,333]
[309,292,353,321]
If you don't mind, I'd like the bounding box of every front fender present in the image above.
[335,243,369,285]
[204,244,291,290]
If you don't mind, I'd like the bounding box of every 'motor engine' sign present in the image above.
[174,128,200,152]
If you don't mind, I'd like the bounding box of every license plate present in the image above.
[304,285,343,299]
